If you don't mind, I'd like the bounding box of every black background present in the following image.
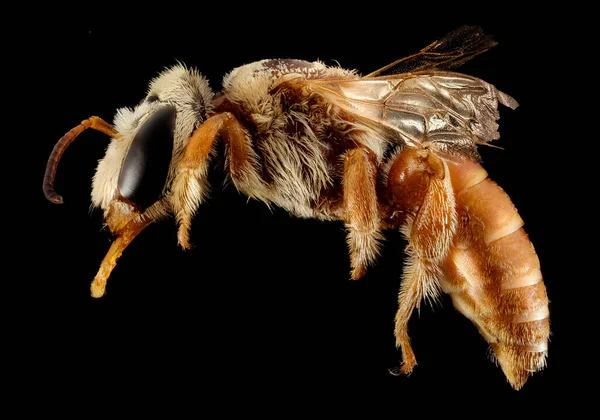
[16,5,585,414]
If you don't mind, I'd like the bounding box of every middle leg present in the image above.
[342,147,383,280]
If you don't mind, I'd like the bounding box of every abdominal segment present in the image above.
[440,159,549,390]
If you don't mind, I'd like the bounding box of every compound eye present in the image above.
[117,106,176,210]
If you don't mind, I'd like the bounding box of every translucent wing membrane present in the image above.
[303,72,518,161]
[365,25,498,77]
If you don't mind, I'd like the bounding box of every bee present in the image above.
[43,26,549,390]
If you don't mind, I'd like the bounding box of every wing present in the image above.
[298,72,518,162]
[365,26,498,78]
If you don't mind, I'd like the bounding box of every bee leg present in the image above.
[393,253,446,374]
[342,148,382,280]
[388,148,457,374]
[173,112,264,248]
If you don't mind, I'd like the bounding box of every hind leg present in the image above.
[387,148,457,374]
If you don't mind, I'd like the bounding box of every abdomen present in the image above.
[439,159,549,390]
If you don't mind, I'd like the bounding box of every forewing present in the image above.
[303,72,518,161]
[365,26,498,78]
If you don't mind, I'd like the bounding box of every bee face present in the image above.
[91,64,214,228]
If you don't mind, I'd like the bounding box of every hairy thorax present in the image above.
[214,59,386,220]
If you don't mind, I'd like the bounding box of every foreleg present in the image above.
[172,112,265,248]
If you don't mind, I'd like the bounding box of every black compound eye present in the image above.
[117,106,176,210]
[147,94,160,103]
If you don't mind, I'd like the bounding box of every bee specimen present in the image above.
[43,26,549,389]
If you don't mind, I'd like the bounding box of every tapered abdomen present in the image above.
[440,159,549,390]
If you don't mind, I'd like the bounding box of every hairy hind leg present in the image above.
[387,147,457,374]
[393,255,441,374]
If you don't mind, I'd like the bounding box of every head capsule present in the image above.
[90,65,214,231]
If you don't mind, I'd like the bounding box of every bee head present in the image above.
[88,64,214,229]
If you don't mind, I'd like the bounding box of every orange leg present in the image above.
[387,148,457,374]
[342,148,382,280]
[172,112,265,248]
